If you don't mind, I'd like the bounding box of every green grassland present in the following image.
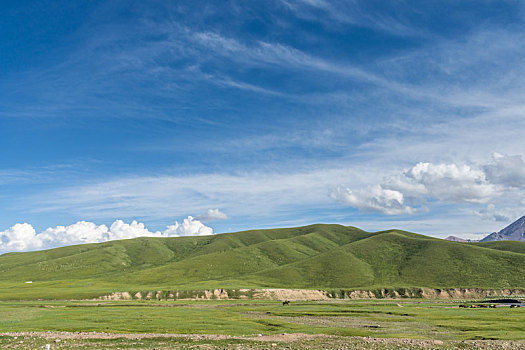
[2,224,525,300]
[0,299,524,344]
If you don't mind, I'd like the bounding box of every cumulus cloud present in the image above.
[196,208,228,222]
[109,220,161,240]
[0,216,214,253]
[332,185,417,215]
[0,223,42,252]
[473,204,512,222]
[484,153,525,188]
[39,221,109,246]
[165,216,213,236]
[390,162,501,203]
[336,157,525,215]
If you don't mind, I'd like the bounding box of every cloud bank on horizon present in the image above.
[0,214,220,253]
[2,0,525,251]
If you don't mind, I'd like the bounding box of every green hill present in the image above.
[2,224,525,299]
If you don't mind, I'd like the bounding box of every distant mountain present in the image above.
[445,236,478,242]
[481,216,525,242]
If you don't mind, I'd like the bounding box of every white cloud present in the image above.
[189,30,391,89]
[30,168,354,221]
[39,221,109,246]
[24,156,524,225]
[392,162,501,203]
[0,223,43,252]
[332,185,416,215]
[109,220,161,240]
[196,209,228,222]
[336,159,516,216]
[472,204,522,223]
[0,216,214,253]
[164,216,213,236]
[484,153,525,188]
[280,0,419,37]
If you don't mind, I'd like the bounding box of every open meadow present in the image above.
[1,299,525,349]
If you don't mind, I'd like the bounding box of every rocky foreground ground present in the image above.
[1,332,524,349]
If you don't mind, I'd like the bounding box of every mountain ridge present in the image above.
[2,224,525,300]
[445,236,478,242]
[481,216,525,242]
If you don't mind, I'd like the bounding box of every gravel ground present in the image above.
[1,332,525,349]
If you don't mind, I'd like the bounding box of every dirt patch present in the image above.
[0,331,321,342]
[244,333,331,342]
[251,289,329,301]
[2,332,525,349]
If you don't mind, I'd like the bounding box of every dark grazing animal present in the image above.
[282,300,290,306]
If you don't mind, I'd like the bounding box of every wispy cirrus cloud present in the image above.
[279,0,423,37]
[4,5,523,130]
[26,168,356,222]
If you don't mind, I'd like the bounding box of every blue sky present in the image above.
[2,0,525,251]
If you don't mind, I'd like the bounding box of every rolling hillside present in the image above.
[2,224,525,299]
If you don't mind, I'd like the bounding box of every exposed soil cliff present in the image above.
[98,287,525,301]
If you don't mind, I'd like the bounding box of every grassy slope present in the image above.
[2,224,525,299]
[475,240,525,255]
[252,230,525,289]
